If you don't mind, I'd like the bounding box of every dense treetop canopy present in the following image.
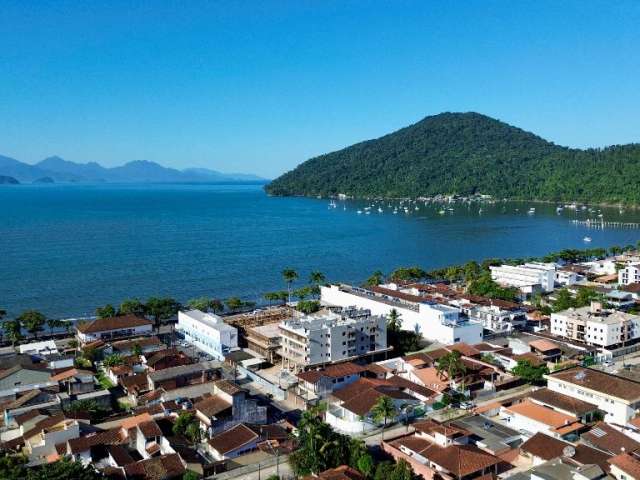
[266,112,640,204]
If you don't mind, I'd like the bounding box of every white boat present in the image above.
[378,207,383,213]
[357,210,362,214]
[583,236,592,243]
[438,209,445,215]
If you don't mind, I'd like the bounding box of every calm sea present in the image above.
[1,183,640,318]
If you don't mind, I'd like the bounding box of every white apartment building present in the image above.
[546,366,640,424]
[177,309,238,360]
[551,302,640,348]
[490,262,556,294]
[321,284,483,344]
[279,308,388,371]
[619,263,640,286]
[455,303,526,333]
[555,270,581,286]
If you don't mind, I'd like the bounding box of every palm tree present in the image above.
[47,318,64,336]
[436,350,467,386]
[17,310,46,340]
[387,308,402,331]
[282,268,298,303]
[370,395,397,442]
[103,354,124,367]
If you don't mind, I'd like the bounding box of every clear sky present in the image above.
[1,1,639,178]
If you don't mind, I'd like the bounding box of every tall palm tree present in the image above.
[309,271,326,299]
[282,268,298,303]
[436,350,467,384]
[370,395,397,442]
[387,308,402,331]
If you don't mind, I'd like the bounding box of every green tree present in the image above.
[297,300,320,314]
[173,411,197,437]
[146,297,180,331]
[225,297,243,313]
[183,471,200,480]
[185,421,201,445]
[263,291,280,307]
[119,298,147,316]
[46,317,64,335]
[95,304,116,319]
[309,270,326,285]
[468,273,518,301]
[357,454,375,478]
[389,266,427,283]
[365,270,385,287]
[387,308,402,331]
[294,286,313,301]
[132,343,143,356]
[370,395,398,442]
[512,359,549,385]
[552,288,576,312]
[17,310,46,339]
[282,268,298,303]
[27,458,103,480]
[436,350,467,383]
[103,353,124,367]
[2,318,23,346]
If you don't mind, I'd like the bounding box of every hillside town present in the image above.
[4,246,640,480]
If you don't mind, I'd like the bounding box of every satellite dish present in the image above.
[563,446,576,458]
[574,370,587,381]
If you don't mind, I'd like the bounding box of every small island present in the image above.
[0,175,20,184]
[33,176,55,184]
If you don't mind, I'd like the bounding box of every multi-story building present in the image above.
[320,284,483,344]
[551,302,640,348]
[490,262,556,295]
[177,309,238,360]
[546,366,640,424]
[245,323,281,364]
[279,308,388,371]
[458,303,526,333]
[619,263,640,286]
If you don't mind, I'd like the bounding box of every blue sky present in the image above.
[1,1,639,178]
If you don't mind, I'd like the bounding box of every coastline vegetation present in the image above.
[266,112,640,205]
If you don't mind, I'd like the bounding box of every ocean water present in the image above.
[1,183,640,318]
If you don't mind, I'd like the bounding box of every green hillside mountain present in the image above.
[266,112,640,204]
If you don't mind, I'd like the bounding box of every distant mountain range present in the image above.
[266,112,640,204]
[0,155,267,184]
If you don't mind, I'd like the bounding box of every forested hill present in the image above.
[265,112,640,204]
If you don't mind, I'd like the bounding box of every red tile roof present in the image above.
[609,453,640,478]
[303,465,365,480]
[548,366,640,401]
[207,423,258,455]
[123,453,185,480]
[520,432,570,460]
[77,315,152,334]
[296,362,365,384]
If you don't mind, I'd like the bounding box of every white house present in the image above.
[546,366,640,425]
[490,263,556,294]
[619,263,640,286]
[177,309,238,360]
[320,284,483,344]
